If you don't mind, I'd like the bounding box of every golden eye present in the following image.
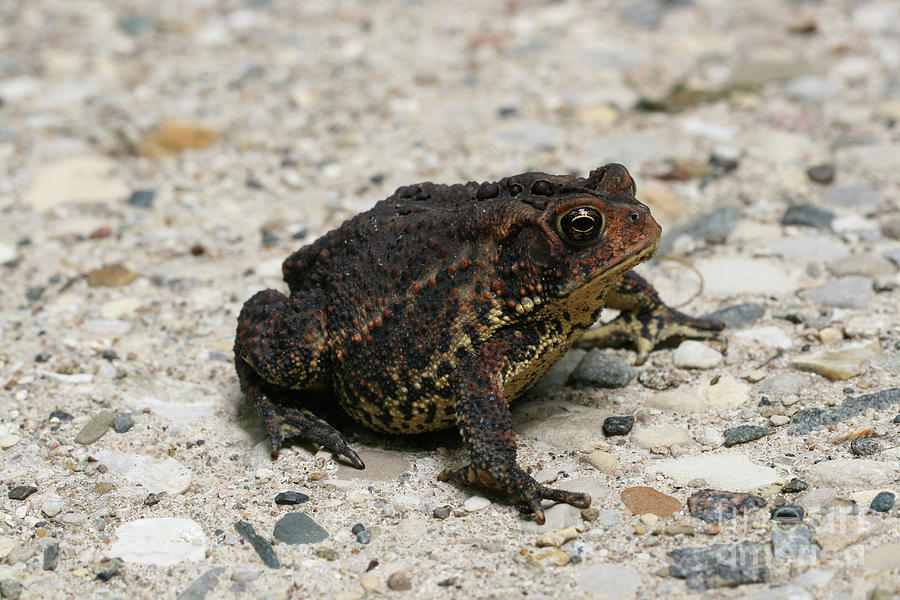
[557,206,606,245]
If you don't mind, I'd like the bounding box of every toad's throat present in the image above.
[555,238,659,299]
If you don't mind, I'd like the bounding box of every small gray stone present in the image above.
[274,491,308,505]
[0,577,21,600]
[111,415,134,434]
[568,351,637,389]
[42,543,59,571]
[772,524,820,559]
[177,567,226,600]
[849,437,879,456]
[886,248,900,268]
[75,410,115,445]
[7,486,37,501]
[781,478,808,494]
[781,205,834,229]
[825,184,880,207]
[723,425,774,447]
[800,276,873,309]
[669,542,769,590]
[869,492,894,513]
[789,388,899,435]
[687,490,766,523]
[805,165,835,185]
[602,416,634,437]
[784,76,838,102]
[882,217,900,240]
[703,303,764,329]
[669,206,740,247]
[234,521,280,569]
[231,567,259,582]
[432,506,451,519]
[126,189,155,209]
[771,505,805,523]
[273,513,328,545]
[4,542,37,565]
[93,557,122,581]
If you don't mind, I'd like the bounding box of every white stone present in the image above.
[92,450,192,495]
[694,426,725,447]
[463,496,491,512]
[577,564,641,599]
[99,298,141,319]
[0,243,17,264]
[587,450,618,475]
[631,425,690,450]
[730,326,794,351]
[126,377,221,424]
[652,453,777,491]
[804,459,896,488]
[673,341,722,369]
[41,497,64,518]
[517,405,612,452]
[23,156,130,210]
[109,518,206,566]
[0,434,21,449]
[647,376,749,414]
[765,235,849,262]
[695,257,803,297]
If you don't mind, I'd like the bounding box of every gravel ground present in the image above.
[1,1,899,599]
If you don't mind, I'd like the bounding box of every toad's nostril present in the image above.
[629,212,640,222]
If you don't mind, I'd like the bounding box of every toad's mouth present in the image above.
[555,236,660,298]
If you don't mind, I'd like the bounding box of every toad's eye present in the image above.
[557,206,606,246]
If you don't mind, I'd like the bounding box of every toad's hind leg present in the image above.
[234,289,364,469]
[579,271,724,365]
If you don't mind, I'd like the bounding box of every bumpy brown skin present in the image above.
[234,164,722,523]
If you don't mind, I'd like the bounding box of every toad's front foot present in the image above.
[438,463,591,524]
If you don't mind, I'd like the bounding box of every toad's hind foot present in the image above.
[438,463,591,525]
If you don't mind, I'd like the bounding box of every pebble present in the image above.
[55,511,84,526]
[781,204,835,229]
[568,351,636,388]
[350,524,365,535]
[703,303,764,329]
[139,120,217,158]
[520,547,569,568]
[828,254,896,278]
[805,459,895,488]
[432,506,451,519]
[771,524,819,560]
[652,454,777,491]
[850,437,879,456]
[770,505,805,523]
[630,425,690,450]
[274,491,309,505]
[234,521,280,569]
[110,518,206,566]
[7,486,37,500]
[87,265,139,288]
[42,543,59,571]
[0,570,20,600]
[177,567,226,600]
[577,564,642,599]
[805,164,835,184]
[587,450,618,475]
[695,256,803,296]
[111,414,134,433]
[769,415,790,427]
[75,410,115,445]
[93,557,122,581]
[864,542,900,573]
[356,530,372,545]
[789,388,899,434]
[536,526,578,548]
[92,449,192,495]
[126,189,156,209]
[637,366,686,390]
[602,416,634,436]
[231,567,259,582]
[4,542,36,565]
[824,184,880,207]
[334,448,410,481]
[800,276,873,309]
[463,496,492,513]
[673,341,723,369]
[675,206,740,245]
[0,243,17,265]
[882,217,900,240]
[668,542,769,590]
[387,572,412,592]
[694,427,725,447]
[723,425,774,447]
[765,234,848,262]
[687,490,766,523]
[790,343,883,381]
[869,492,894,512]
[273,513,329,545]
[619,486,681,517]
[782,478,808,493]
[41,497,64,517]
[0,435,20,449]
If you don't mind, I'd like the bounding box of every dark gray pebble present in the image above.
[602,416,635,437]
[126,189,155,209]
[93,557,122,581]
[34,352,50,363]
[101,349,118,361]
[893,414,900,424]
[850,437,879,456]
[26,287,43,302]
[806,164,835,184]
[49,409,73,421]
[432,506,451,519]
[668,542,768,590]
[112,415,134,434]
[351,523,365,535]
[42,542,59,571]
[177,567,226,600]
[234,521,280,569]
[568,351,637,389]
[274,491,309,505]
[703,303,764,329]
[8,485,37,500]
[870,492,895,513]
[687,490,766,523]
[781,478,808,493]
[723,425,774,447]
[789,388,900,435]
[356,530,372,544]
[273,513,329,545]
[781,204,835,229]
[771,505,804,523]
